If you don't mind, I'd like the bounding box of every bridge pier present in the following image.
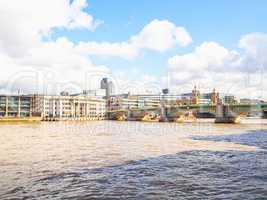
[263,110,267,119]
[159,106,168,122]
[215,104,240,123]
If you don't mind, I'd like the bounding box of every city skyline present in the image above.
[0,0,267,99]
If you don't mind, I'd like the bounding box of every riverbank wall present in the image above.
[0,117,42,122]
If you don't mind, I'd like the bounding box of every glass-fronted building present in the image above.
[0,95,32,117]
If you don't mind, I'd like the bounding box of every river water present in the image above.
[0,120,267,199]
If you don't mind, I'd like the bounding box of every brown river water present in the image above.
[0,120,267,199]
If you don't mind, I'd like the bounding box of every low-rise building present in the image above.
[239,98,264,105]
[108,94,161,111]
[223,95,237,105]
[0,95,34,117]
[178,87,220,105]
[33,94,106,120]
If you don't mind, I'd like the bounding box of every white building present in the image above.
[108,94,160,111]
[33,94,106,120]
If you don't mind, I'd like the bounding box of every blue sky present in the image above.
[51,0,267,78]
[64,0,267,45]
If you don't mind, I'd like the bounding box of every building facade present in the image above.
[239,98,264,105]
[0,95,33,117]
[100,78,115,98]
[178,87,220,106]
[33,95,106,120]
[223,95,237,105]
[108,94,161,111]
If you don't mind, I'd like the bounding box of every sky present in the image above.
[0,0,267,99]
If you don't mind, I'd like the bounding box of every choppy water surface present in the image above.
[0,120,267,199]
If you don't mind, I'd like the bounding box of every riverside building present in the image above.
[0,95,33,117]
[33,94,106,120]
[108,94,161,111]
[223,95,237,105]
[178,87,220,105]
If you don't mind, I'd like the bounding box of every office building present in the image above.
[33,94,106,120]
[108,94,161,111]
[178,87,220,105]
[100,78,114,98]
[0,95,33,117]
[239,98,264,105]
[223,95,237,105]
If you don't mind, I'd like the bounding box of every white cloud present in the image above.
[67,0,103,30]
[168,42,240,73]
[238,32,267,72]
[0,0,110,94]
[0,0,102,56]
[0,36,111,94]
[75,19,192,59]
[113,71,161,95]
[131,19,192,51]
[239,33,267,56]
[167,35,267,99]
[75,41,138,59]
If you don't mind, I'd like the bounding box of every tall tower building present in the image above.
[100,78,114,98]
[191,85,200,105]
[211,88,220,105]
